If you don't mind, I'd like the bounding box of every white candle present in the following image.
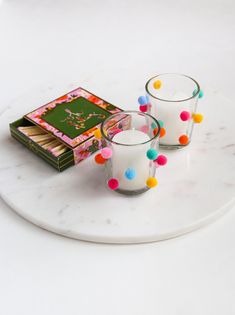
[152,92,191,145]
[111,129,151,191]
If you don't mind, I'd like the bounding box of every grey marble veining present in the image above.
[0,88,234,243]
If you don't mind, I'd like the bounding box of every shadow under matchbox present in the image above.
[10,87,126,171]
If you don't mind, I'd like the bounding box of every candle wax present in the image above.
[111,129,151,191]
[152,92,192,145]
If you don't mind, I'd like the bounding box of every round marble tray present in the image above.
[0,88,234,243]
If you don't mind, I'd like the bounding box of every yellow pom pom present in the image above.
[94,129,102,139]
[146,177,158,188]
[193,113,204,123]
[153,80,162,89]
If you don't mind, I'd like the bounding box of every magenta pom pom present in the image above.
[139,104,148,112]
[113,128,122,136]
[155,155,167,166]
[180,111,191,121]
[107,178,119,190]
[101,147,112,159]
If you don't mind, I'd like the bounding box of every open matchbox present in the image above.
[10,87,128,171]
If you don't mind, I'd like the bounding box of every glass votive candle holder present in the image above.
[144,73,204,149]
[98,111,162,195]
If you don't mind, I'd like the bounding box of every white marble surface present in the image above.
[1,0,235,314]
[0,87,234,243]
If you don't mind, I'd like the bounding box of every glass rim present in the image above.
[100,110,161,146]
[145,73,201,102]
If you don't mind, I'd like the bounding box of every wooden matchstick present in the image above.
[51,144,65,153]
[41,140,58,149]
[18,126,47,136]
[54,147,68,157]
[31,134,54,141]
[18,125,68,156]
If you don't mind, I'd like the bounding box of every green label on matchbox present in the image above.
[42,97,110,139]
[26,87,122,148]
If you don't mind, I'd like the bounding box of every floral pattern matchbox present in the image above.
[9,87,126,171]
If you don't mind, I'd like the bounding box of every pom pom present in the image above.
[107,178,119,190]
[179,134,189,145]
[101,147,112,159]
[151,122,157,129]
[138,96,148,105]
[158,120,164,128]
[146,177,158,188]
[193,89,203,98]
[139,104,148,112]
[153,80,162,89]
[180,111,191,121]
[153,127,159,136]
[146,148,158,160]
[139,125,149,133]
[94,129,102,139]
[193,113,204,123]
[113,128,122,136]
[95,153,106,164]
[192,89,198,96]
[124,168,136,180]
[199,90,204,98]
[155,154,167,166]
[160,127,166,138]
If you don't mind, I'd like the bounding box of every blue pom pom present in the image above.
[199,90,204,98]
[138,96,148,105]
[146,148,158,160]
[124,168,136,180]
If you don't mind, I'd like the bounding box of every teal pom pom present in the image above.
[151,122,157,129]
[138,96,148,105]
[158,120,164,128]
[124,168,136,180]
[151,120,163,129]
[199,90,204,98]
[193,89,203,98]
[192,89,198,96]
[146,148,158,160]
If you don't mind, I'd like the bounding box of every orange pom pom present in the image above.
[193,113,204,123]
[146,177,158,188]
[153,80,162,89]
[160,127,166,138]
[95,153,106,164]
[94,129,102,139]
[153,127,159,136]
[179,135,189,145]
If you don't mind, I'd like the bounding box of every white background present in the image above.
[0,0,235,314]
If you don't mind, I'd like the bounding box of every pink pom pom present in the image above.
[139,104,148,112]
[139,125,149,133]
[113,128,122,136]
[101,147,112,159]
[154,155,167,166]
[107,178,119,190]
[180,111,191,121]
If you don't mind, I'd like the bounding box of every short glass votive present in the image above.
[100,111,161,195]
[145,73,203,149]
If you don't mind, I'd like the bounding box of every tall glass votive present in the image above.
[100,111,161,195]
[145,73,203,149]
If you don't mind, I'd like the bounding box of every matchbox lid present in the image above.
[25,87,122,148]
